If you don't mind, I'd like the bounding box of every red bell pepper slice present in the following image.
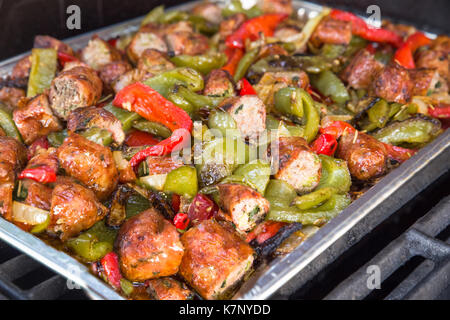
[100,252,122,289]
[330,9,403,48]
[239,78,257,96]
[187,194,218,223]
[18,166,57,184]
[173,212,190,230]
[394,32,431,69]
[113,82,193,168]
[107,37,118,48]
[311,133,338,156]
[125,130,160,147]
[246,221,287,244]
[428,103,450,119]
[320,121,356,139]
[225,13,288,49]
[222,47,244,76]
[57,51,78,67]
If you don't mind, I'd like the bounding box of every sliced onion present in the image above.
[12,201,49,225]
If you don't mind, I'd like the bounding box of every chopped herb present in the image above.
[234,104,244,114]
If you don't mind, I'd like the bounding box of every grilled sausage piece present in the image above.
[191,2,222,24]
[179,220,255,300]
[137,49,175,75]
[416,49,449,87]
[113,69,153,93]
[341,49,385,89]
[116,209,184,282]
[48,177,108,241]
[11,55,32,79]
[34,35,74,56]
[147,278,194,300]
[99,60,132,93]
[217,183,270,233]
[0,87,25,108]
[23,180,52,211]
[127,30,168,64]
[57,134,118,200]
[49,66,103,120]
[165,31,210,56]
[13,94,62,145]
[80,36,122,70]
[25,147,59,173]
[67,106,125,145]
[203,69,236,97]
[310,17,352,46]
[259,0,293,15]
[0,137,27,220]
[370,63,414,104]
[219,95,266,143]
[336,131,388,181]
[219,13,246,40]
[410,68,444,96]
[274,26,301,39]
[273,136,322,194]
[146,156,183,175]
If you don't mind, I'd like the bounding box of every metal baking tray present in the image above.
[0,0,449,300]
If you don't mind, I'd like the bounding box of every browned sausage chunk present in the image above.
[273,136,322,193]
[49,66,103,120]
[147,278,194,300]
[370,63,413,104]
[191,3,222,24]
[217,183,270,233]
[113,69,153,93]
[34,35,74,56]
[179,220,254,300]
[67,106,125,145]
[259,0,293,15]
[311,17,352,46]
[127,29,168,64]
[165,31,210,56]
[0,137,27,220]
[57,134,118,200]
[99,60,132,92]
[219,13,246,40]
[0,87,25,108]
[25,147,59,173]
[410,68,444,96]
[23,180,52,211]
[80,36,122,70]
[336,131,388,181]
[116,209,184,282]
[11,55,32,79]
[137,49,175,75]
[48,177,108,240]
[13,94,62,145]
[416,49,449,88]
[341,49,385,89]
[203,69,236,97]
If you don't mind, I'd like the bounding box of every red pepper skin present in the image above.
[394,32,431,69]
[428,104,450,119]
[113,82,193,168]
[173,212,190,230]
[320,121,356,139]
[239,78,257,96]
[57,51,78,67]
[330,9,403,47]
[222,47,244,76]
[306,85,334,105]
[100,252,122,289]
[125,130,159,147]
[28,136,49,160]
[225,14,288,49]
[187,194,218,224]
[246,221,286,244]
[384,144,417,163]
[311,133,338,156]
[18,166,57,184]
[107,37,118,48]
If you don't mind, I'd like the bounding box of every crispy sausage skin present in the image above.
[179,220,254,300]
[203,69,236,97]
[341,49,385,89]
[147,277,194,300]
[219,13,246,40]
[25,147,59,173]
[57,134,118,200]
[311,17,352,46]
[48,177,108,240]
[13,94,62,145]
[165,31,210,56]
[191,2,222,24]
[273,136,322,194]
[137,49,175,75]
[259,0,293,15]
[127,29,168,64]
[67,106,125,145]
[99,60,132,92]
[34,35,74,56]
[23,180,53,211]
[336,131,388,181]
[49,66,103,120]
[0,87,25,108]
[370,63,414,104]
[80,36,122,71]
[217,183,270,233]
[11,55,32,79]
[115,209,184,282]
[0,137,27,220]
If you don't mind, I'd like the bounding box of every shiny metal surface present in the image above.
[0,0,448,300]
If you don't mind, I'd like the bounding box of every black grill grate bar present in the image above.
[0,270,29,300]
[27,275,69,300]
[0,254,41,281]
[324,196,450,300]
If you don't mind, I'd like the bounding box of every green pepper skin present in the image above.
[266,193,351,225]
[47,130,68,147]
[80,127,113,146]
[27,48,57,97]
[144,68,204,97]
[292,187,337,210]
[310,70,350,104]
[316,154,352,194]
[171,53,226,75]
[0,103,23,142]
[367,99,390,129]
[132,119,172,139]
[163,166,198,199]
[293,55,333,74]
[230,160,271,194]
[188,15,219,36]
[274,87,304,118]
[372,115,441,146]
[104,104,141,132]
[141,5,165,26]
[208,110,238,138]
[172,85,223,110]
[234,47,260,82]
[264,179,297,208]
[300,89,320,142]
[125,193,150,219]
[222,0,262,18]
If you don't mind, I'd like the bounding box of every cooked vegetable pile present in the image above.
[0,0,448,300]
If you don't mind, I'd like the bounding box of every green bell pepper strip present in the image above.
[171,53,227,75]
[104,104,141,132]
[230,160,271,194]
[80,127,113,146]
[143,68,204,97]
[141,5,165,26]
[120,278,134,296]
[292,55,333,74]
[125,193,150,219]
[310,70,350,104]
[163,166,198,199]
[266,193,351,225]
[30,214,51,234]
[292,187,337,210]
[391,103,418,122]
[159,10,189,24]
[188,15,219,36]
[222,0,262,18]
[372,115,441,146]
[299,89,320,142]
[172,85,223,110]
[367,99,390,129]
[264,179,297,208]
[0,103,23,142]
[316,154,352,194]
[208,110,238,138]
[274,87,304,118]
[27,48,57,97]
[131,119,172,139]
[320,44,346,59]
[167,91,196,114]
[233,47,260,82]
[47,130,68,147]
[266,115,305,137]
